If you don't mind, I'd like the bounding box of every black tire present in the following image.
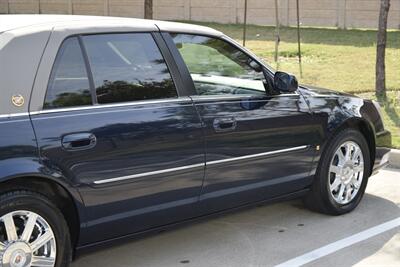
[0,190,72,267]
[304,129,371,215]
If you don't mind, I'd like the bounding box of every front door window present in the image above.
[171,33,270,96]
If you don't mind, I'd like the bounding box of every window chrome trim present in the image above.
[0,112,30,119]
[93,145,309,185]
[4,94,299,118]
[29,97,192,116]
[190,93,300,102]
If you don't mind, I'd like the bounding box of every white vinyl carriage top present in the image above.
[0,14,223,36]
[0,15,223,116]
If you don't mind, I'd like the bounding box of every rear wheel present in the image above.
[0,191,71,267]
[304,129,371,215]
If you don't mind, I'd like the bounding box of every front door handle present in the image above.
[213,117,237,133]
[62,133,97,151]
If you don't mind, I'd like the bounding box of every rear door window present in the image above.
[44,37,92,109]
[82,33,178,104]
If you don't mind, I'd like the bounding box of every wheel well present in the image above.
[332,118,376,175]
[0,177,80,248]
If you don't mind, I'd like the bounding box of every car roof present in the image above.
[0,15,223,37]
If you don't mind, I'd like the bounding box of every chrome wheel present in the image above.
[0,210,56,267]
[329,141,364,205]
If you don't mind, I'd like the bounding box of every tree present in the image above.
[144,0,153,19]
[376,0,390,99]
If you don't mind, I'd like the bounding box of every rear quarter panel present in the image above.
[0,27,88,237]
[0,116,38,180]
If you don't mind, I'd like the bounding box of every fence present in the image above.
[0,0,399,29]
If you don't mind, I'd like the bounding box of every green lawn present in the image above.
[183,21,400,148]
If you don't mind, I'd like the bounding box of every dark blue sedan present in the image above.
[0,15,391,267]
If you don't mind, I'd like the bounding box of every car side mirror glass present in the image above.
[273,71,298,93]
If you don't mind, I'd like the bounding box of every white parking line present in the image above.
[275,217,400,267]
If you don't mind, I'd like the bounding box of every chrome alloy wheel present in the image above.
[0,211,56,267]
[329,141,364,205]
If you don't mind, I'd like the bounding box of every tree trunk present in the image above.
[144,0,153,19]
[376,0,390,99]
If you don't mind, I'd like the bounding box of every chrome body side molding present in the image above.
[93,145,309,185]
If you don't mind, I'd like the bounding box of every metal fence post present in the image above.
[104,0,109,16]
[296,0,303,77]
[344,0,348,29]
[242,0,248,47]
[184,0,191,21]
[68,0,72,14]
[274,0,280,63]
[230,0,237,24]
[337,0,347,29]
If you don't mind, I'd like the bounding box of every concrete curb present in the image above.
[389,149,400,169]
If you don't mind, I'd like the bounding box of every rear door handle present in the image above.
[62,133,97,151]
[213,117,237,133]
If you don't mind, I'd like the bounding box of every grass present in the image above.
[183,21,400,148]
[358,91,400,149]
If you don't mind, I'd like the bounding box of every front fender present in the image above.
[301,91,386,177]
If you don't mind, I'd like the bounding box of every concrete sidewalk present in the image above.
[72,168,400,267]
[390,149,400,169]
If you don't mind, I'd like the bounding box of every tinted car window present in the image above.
[44,37,92,109]
[171,34,268,96]
[82,33,177,104]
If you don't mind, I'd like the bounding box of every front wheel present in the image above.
[0,190,71,267]
[304,129,371,215]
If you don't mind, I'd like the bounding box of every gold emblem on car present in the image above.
[11,94,25,107]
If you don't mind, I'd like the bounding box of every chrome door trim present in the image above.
[206,145,308,166]
[29,97,192,116]
[93,145,309,185]
[94,163,205,185]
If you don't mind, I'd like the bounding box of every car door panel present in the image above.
[165,33,320,213]
[31,100,205,244]
[193,95,318,212]
[31,32,206,245]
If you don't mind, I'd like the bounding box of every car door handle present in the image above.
[62,133,97,151]
[213,118,237,133]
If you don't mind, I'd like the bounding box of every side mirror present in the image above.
[274,71,298,93]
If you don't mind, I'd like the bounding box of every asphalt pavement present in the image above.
[72,168,400,267]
